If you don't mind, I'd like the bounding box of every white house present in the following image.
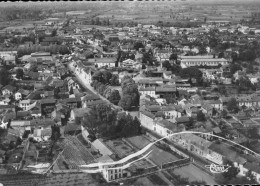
[139,87,157,98]
[19,100,35,111]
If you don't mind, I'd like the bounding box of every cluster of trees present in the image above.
[17,44,70,57]
[162,60,182,75]
[0,68,10,86]
[82,104,141,138]
[91,70,121,105]
[16,68,24,79]
[119,75,139,111]
[227,98,239,113]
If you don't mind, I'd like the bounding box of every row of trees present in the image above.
[82,104,141,138]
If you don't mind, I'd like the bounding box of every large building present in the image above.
[180,55,228,68]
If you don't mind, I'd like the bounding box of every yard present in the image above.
[104,139,135,158]
[127,135,181,166]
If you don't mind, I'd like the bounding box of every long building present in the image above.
[180,55,229,68]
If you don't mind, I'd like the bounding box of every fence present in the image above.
[161,158,190,169]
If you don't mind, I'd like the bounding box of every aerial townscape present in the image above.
[2,0,260,185]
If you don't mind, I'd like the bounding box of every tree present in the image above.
[179,67,202,84]
[162,60,171,70]
[169,53,178,62]
[51,29,57,37]
[82,104,117,137]
[165,94,176,104]
[133,42,144,51]
[218,52,224,58]
[198,45,207,54]
[221,109,228,118]
[171,64,182,75]
[118,95,132,110]
[227,98,239,112]
[117,114,141,138]
[0,67,10,86]
[109,74,119,86]
[197,110,206,121]
[109,90,121,105]
[230,63,242,75]
[16,68,24,79]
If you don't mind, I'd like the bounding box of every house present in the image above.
[0,105,16,112]
[204,100,223,111]
[180,55,228,68]
[33,128,52,142]
[172,133,213,160]
[154,119,179,137]
[67,77,80,90]
[40,99,57,116]
[64,122,81,135]
[1,85,16,96]
[237,95,260,108]
[3,55,16,65]
[0,97,11,105]
[155,49,172,63]
[99,155,131,182]
[139,87,156,98]
[19,100,36,111]
[175,116,190,125]
[81,94,101,108]
[155,86,177,99]
[62,98,80,109]
[70,108,90,122]
[88,57,116,68]
[161,105,182,119]
[15,89,30,100]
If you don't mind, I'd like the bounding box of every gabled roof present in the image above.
[2,85,16,92]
